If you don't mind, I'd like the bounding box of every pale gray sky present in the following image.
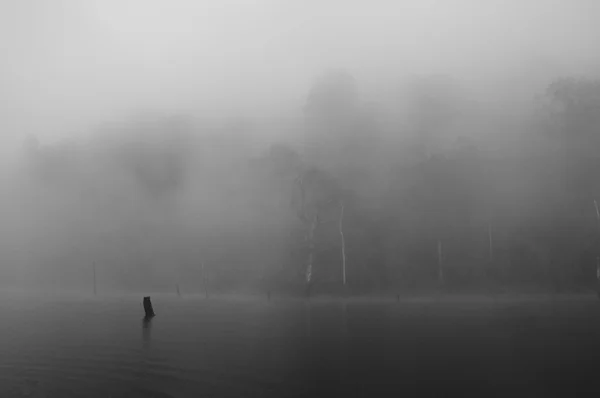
[1,0,599,146]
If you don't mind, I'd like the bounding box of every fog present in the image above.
[2,0,600,293]
[3,0,599,142]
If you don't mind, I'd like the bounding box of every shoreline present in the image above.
[1,287,597,303]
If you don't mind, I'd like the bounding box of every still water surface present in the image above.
[1,293,600,397]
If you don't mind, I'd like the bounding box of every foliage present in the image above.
[13,73,600,293]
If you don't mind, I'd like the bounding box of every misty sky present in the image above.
[2,0,600,148]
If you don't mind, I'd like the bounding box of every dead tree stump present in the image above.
[143,296,155,319]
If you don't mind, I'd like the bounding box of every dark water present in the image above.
[1,293,600,397]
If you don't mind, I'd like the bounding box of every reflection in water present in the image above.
[142,317,153,349]
[2,296,600,396]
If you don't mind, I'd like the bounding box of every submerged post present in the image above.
[143,297,155,319]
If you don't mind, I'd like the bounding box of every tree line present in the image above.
[14,72,600,294]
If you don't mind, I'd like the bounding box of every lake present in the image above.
[1,292,600,397]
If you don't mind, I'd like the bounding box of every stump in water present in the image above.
[143,296,155,319]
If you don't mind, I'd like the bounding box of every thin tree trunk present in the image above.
[295,173,315,285]
[339,202,346,285]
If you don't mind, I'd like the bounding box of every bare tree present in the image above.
[292,168,341,286]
